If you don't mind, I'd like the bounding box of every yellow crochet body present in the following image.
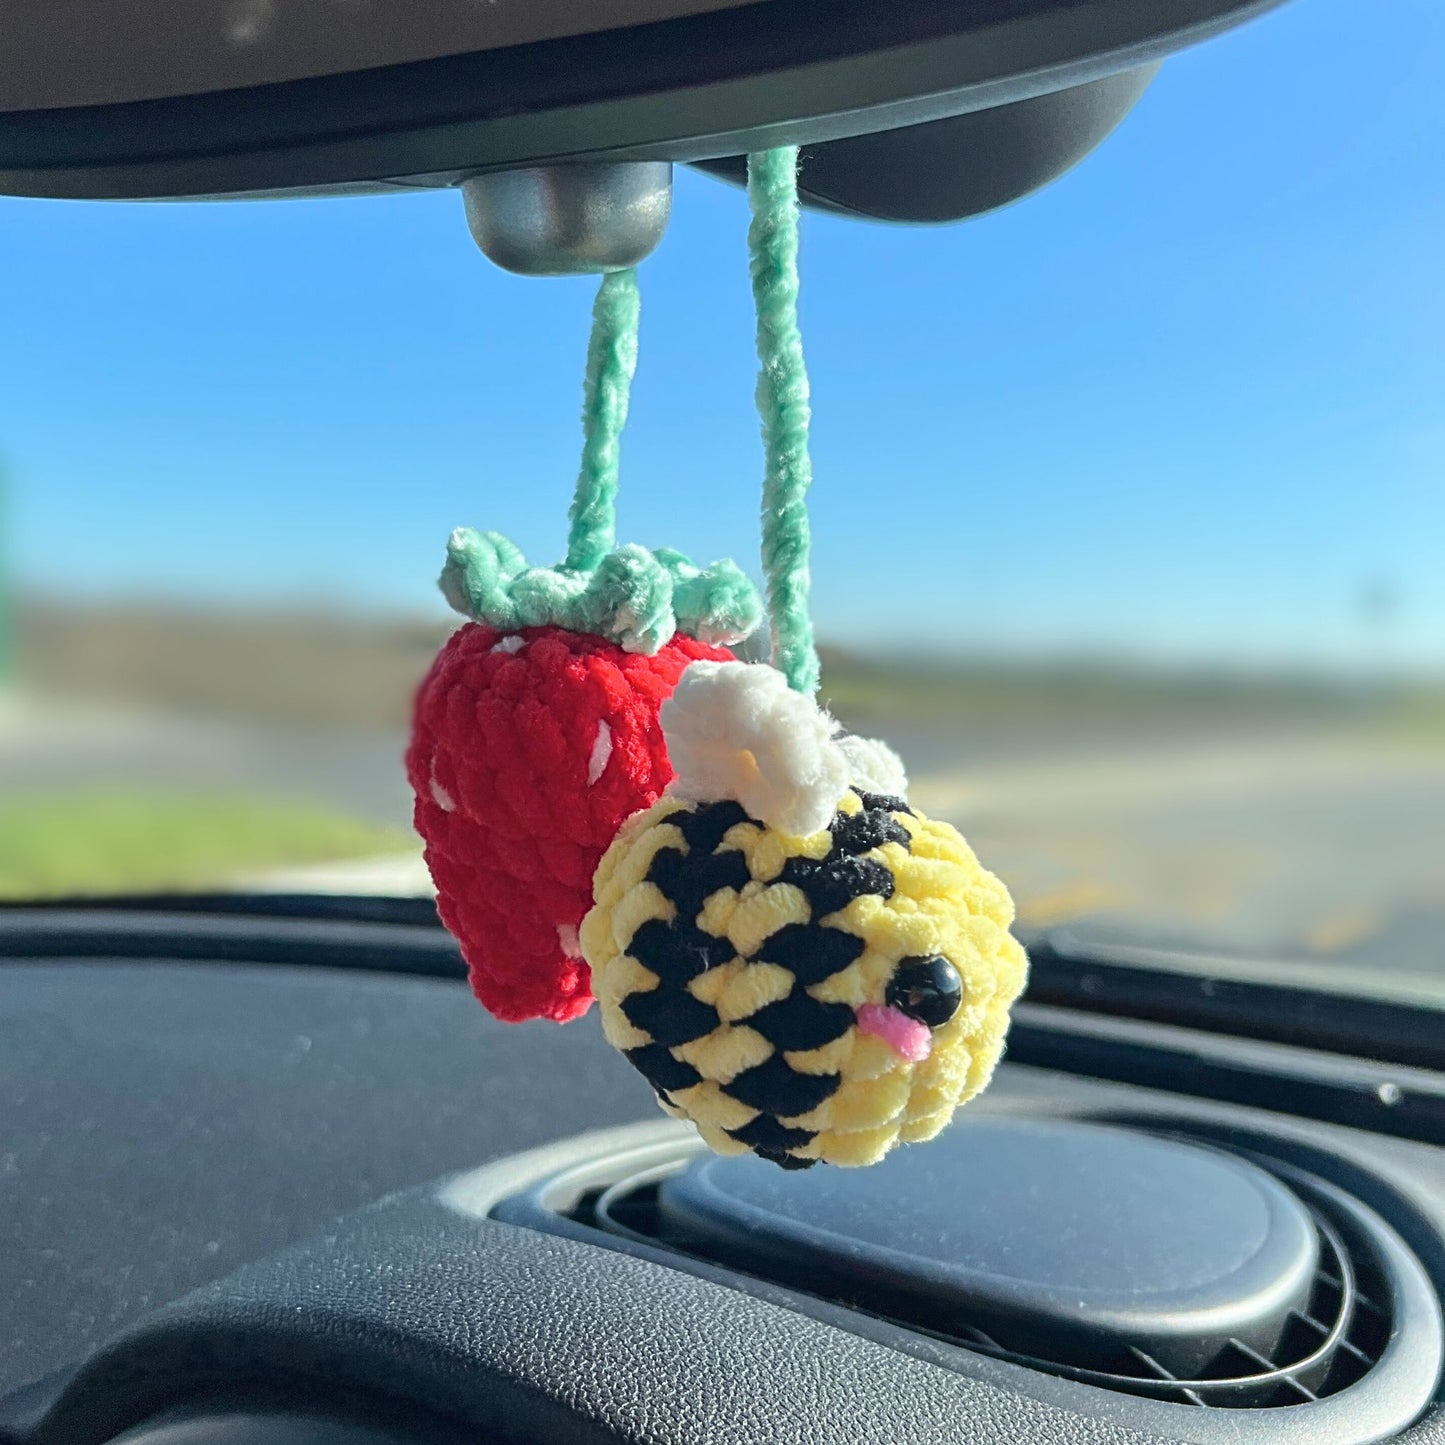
[581,788,1028,1168]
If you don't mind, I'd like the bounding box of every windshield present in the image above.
[1,0,1440,1008]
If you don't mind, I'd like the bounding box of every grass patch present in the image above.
[1388,693,1445,750]
[0,790,412,900]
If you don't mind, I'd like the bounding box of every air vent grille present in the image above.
[578,1155,1393,1411]
[916,1195,1387,1409]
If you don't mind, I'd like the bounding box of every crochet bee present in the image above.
[581,662,1029,1169]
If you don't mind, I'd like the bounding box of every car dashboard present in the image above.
[1,901,1441,1445]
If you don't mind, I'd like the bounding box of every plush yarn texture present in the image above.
[441,530,760,658]
[661,659,909,837]
[409,623,733,1023]
[565,269,641,575]
[661,659,850,837]
[836,734,909,799]
[581,788,1029,1167]
[749,147,819,697]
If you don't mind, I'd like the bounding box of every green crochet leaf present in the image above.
[440,529,762,655]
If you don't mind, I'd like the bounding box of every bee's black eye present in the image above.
[886,956,962,1028]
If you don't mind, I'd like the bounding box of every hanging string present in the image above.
[565,267,642,574]
[748,146,820,699]
[441,261,760,652]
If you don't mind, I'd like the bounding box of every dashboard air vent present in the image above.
[575,1131,1423,1414]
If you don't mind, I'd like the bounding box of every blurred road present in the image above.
[909,734,1445,995]
[0,697,413,826]
[3,695,1442,993]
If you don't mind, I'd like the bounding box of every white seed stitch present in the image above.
[587,719,613,785]
[430,774,456,812]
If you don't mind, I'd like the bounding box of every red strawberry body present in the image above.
[407,623,732,1023]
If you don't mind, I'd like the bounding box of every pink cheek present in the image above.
[855,1003,933,1062]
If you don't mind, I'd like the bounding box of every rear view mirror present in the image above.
[0,0,1286,269]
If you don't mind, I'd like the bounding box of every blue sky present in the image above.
[2,0,1441,672]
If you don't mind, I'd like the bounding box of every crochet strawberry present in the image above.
[409,268,761,1024]
[408,621,736,1023]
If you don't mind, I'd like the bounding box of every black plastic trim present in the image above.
[2,906,1439,1138]
[692,63,1158,223]
[1028,931,1445,1073]
[0,910,462,978]
[1010,1004,1445,1147]
[4,897,1439,1056]
[108,1394,473,1445]
[0,893,443,928]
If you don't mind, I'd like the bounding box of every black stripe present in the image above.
[627,917,733,985]
[727,1114,816,1152]
[745,990,856,1052]
[625,1042,704,1094]
[778,854,895,921]
[725,1055,841,1116]
[672,799,751,856]
[620,985,720,1048]
[754,923,864,985]
[647,844,752,927]
[757,1149,817,1171]
[856,791,913,817]
[827,805,911,858]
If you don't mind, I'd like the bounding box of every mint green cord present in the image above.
[440,268,763,654]
[748,147,820,698]
[565,268,640,574]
